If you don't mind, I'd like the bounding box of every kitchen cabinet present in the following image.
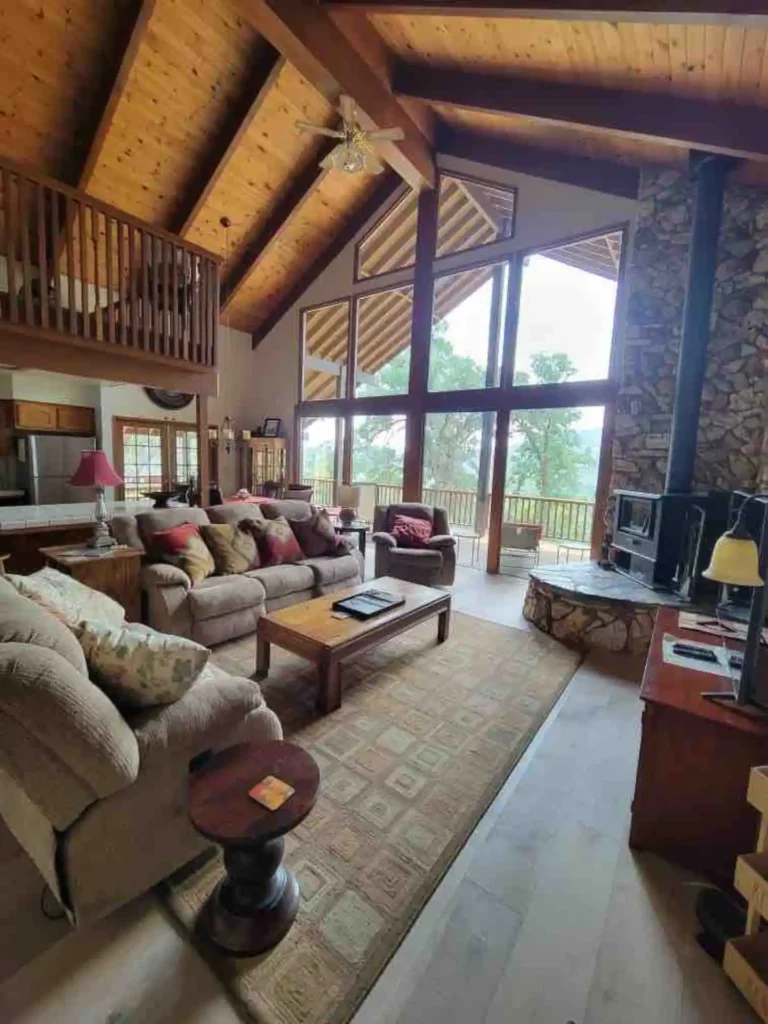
[10,401,95,435]
[55,405,95,434]
[14,401,57,431]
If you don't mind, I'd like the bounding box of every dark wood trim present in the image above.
[171,48,283,236]
[197,394,210,502]
[590,402,615,559]
[408,188,439,397]
[403,411,425,501]
[437,125,639,200]
[507,378,617,410]
[222,140,336,312]
[486,407,510,574]
[395,62,768,163]
[322,1,768,23]
[249,0,435,190]
[499,255,522,390]
[75,0,157,190]
[342,413,353,483]
[252,173,401,349]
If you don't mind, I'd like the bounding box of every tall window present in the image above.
[356,190,417,280]
[302,300,351,401]
[355,286,414,397]
[300,417,343,506]
[436,174,516,257]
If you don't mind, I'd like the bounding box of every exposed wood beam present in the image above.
[171,46,283,236]
[221,139,336,311]
[248,0,435,190]
[251,173,402,348]
[74,0,157,190]
[397,63,768,164]
[437,125,639,199]
[322,1,768,25]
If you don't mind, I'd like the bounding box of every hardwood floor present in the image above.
[0,569,757,1024]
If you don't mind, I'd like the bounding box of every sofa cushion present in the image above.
[391,513,432,548]
[389,547,443,565]
[7,567,125,628]
[205,503,266,528]
[248,516,305,566]
[153,522,215,585]
[76,620,210,709]
[136,507,210,548]
[245,563,315,600]
[300,554,361,588]
[200,522,260,574]
[187,574,265,622]
[110,515,145,553]
[260,499,313,523]
[128,662,266,765]
[291,509,345,558]
[0,577,87,674]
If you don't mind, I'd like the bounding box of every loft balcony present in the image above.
[0,158,221,394]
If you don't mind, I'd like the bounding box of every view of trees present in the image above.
[303,321,599,502]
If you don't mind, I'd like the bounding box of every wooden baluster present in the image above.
[78,199,89,337]
[151,235,160,353]
[212,259,220,367]
[141,230,149,351]
[171,244,179,358]
[19,177,33,325]
[182,250,189,361]
[117,222,126,345]
[50,188,62,332]
[193,255,201,363]
[36,183,48,328]
[65,197,76,333]
[105,215,115,343]
[129,226,138,347]
[5,169,18,323]
[93,209,102,342]
[162,239,169,356]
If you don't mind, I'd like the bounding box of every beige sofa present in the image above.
[0,577,281,926]
[114,499,364,647]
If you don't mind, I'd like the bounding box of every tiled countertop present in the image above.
[0,501,153,531]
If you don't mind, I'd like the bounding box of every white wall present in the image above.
[250,151,638,465]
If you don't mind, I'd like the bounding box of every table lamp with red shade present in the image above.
[69,450,123,549]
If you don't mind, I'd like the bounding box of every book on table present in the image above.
[331,589,406,620]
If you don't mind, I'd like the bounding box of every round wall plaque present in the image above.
[144,388,194,411]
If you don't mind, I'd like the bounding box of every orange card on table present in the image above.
[248,775,295,811]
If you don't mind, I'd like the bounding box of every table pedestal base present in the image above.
[200,837,299,956]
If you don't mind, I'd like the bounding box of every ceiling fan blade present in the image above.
[366,127,405,142]
[295,121,345,139]
[339,94,356,125]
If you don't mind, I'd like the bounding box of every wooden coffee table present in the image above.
[256,577,451,713]
[188,741,319,956]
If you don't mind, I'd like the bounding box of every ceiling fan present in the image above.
[296,94,404,175]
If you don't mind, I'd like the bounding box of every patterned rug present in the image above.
[162,611,579,1024]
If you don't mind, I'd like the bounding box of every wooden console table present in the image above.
[630,607,768,888]
[40,543,142,622]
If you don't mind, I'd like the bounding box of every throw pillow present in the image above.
[246,515,305,566]
[76,620,210,709]
[199,522,260,575]
[391,513,433,548]
[152,522,215,585]
[7,568,125,627]
[290,509,346,558]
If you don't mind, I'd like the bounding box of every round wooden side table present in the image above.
[187,740,319,956]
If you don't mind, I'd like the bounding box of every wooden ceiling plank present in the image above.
[321,2,768,24]
[171,47,284,236]
[251,172,401,348]
[437,124,639,198]
[75,0,157,190]
[248,0,435,190]
[398,61,768,162]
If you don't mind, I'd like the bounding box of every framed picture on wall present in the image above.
[263,418,281,438]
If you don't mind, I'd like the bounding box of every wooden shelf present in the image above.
[725,932,768,1020]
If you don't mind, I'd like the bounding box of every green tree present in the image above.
[508,352,595,497]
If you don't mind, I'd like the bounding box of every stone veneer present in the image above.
[611,168,768,502]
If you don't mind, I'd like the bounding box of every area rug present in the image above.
[162,612,579,1024]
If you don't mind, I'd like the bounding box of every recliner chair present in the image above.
[372,503,456,586]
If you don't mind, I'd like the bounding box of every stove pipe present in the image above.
[665,153,734,495]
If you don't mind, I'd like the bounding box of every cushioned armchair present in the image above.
[372,503,456,586]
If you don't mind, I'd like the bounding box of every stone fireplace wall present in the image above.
[611,168,768,501]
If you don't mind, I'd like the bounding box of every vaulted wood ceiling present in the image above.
[3,0,768,342]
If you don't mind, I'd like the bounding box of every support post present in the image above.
[196,393,210,505]
[474,265,505,536]
[665,153,735,494]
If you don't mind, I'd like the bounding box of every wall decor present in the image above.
[263,418,281,438]
[144,388,194,411]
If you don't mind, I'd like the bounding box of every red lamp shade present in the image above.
[69,450,123,488]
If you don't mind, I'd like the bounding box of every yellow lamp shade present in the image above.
[703,534,764,587]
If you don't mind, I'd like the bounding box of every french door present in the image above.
[113,418,200,501]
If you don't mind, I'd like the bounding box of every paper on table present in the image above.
[678,610,768,644]
[661,633,739,680]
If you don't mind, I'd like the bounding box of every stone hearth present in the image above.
[523,562,686,655]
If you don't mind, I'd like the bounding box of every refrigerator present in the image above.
[17,435,97,505]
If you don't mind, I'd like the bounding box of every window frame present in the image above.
[433,170,517,263]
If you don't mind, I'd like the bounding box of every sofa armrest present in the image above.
[141,562,192,591]
[372,531,397,549]
[426,534,456,550]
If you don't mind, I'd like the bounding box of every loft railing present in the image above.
[301,477,595,544]
[0,158,220,369]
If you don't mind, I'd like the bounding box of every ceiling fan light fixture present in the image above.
[335,145,365,174]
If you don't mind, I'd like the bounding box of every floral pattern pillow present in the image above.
[76,620,210,708]
[391,513,433,548]
[246,515,305,566]
[152,522,215,585]
[199,522,260,574]
[7,568,125,627]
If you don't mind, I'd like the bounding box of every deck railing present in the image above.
[301,477,595,544]
[0,158,220,368]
